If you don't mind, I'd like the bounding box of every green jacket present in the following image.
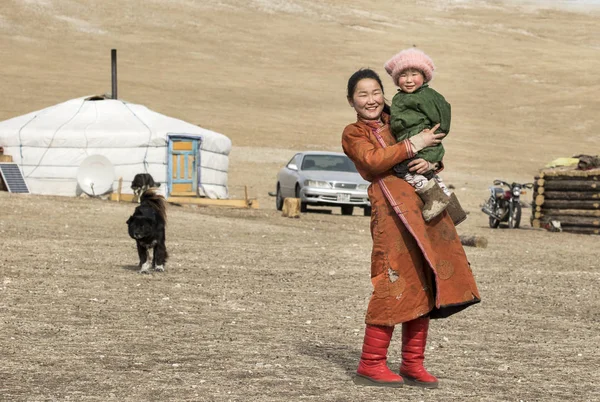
[390,84,451,163]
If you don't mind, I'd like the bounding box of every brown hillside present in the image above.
[1,0,599,206]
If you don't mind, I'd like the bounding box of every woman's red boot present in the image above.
[354,325,404,387]
[400,317,439,388]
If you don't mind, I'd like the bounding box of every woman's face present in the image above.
[348,78,384,121]
[398,68,424,93]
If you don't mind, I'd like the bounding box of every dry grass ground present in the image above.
[1,192,599,401]
[1,0,600,401]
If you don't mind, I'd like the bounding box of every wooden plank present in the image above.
[172,182,193,193]
[108,193,259,209]
[542,175,600,181]
[541,171,600,179]
[543,180,599,191]
[542,200,600,209]
[540,191,600,200]
[535,217,600,234]
[169,191,197,197]
[166,196,260,209]
[535,192,600,207]
[534,209,600,219]
[540,215,600,227]
[172,141,193,151]
[0,155,13,162]
[561,227,600,235]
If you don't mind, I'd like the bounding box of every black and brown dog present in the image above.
[126,189,168,273]
[131,173,161,203]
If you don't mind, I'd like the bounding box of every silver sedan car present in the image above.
[275,151,371,216]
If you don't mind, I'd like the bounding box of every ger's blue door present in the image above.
[167,137,199,196]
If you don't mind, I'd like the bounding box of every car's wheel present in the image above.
[341,205,354,216]
[275,184,284,211]
[363,206,372,216]
[295,185,307,213]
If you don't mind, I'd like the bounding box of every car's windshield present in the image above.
[301,155,358,173]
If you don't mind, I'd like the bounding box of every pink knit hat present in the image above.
[384,48,435,86]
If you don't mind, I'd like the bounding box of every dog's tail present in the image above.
[140,189,167,225]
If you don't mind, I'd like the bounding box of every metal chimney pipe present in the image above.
[111,49,117,99]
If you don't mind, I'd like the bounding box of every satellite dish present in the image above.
[77,155,115,196]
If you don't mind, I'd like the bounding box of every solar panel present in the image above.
[0,163,30,193]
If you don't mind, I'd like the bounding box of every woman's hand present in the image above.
[408,158,433,174]
[409,124,446,151]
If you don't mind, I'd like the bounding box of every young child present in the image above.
[384,48,466,224]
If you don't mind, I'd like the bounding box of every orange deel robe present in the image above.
[342,115,481,326]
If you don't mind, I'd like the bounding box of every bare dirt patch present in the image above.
[1,192,599,401]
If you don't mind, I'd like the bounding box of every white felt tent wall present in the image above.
[0,97,231,199]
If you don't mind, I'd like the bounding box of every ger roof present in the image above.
[0,96,231,155]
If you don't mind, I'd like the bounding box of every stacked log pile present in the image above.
[531,166,600,235]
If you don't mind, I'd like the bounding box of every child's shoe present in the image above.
[446,192,467,226]
[416,180,450,222]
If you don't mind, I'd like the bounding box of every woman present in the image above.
[342,68,481,389]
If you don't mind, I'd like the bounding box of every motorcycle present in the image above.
[481,180,533,229]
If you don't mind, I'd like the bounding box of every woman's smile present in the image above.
[348,78,385,121]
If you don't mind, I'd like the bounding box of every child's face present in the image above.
[398,69,424,93]
[347,78,385,121]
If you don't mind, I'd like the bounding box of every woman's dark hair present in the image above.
[347,68,391,115]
